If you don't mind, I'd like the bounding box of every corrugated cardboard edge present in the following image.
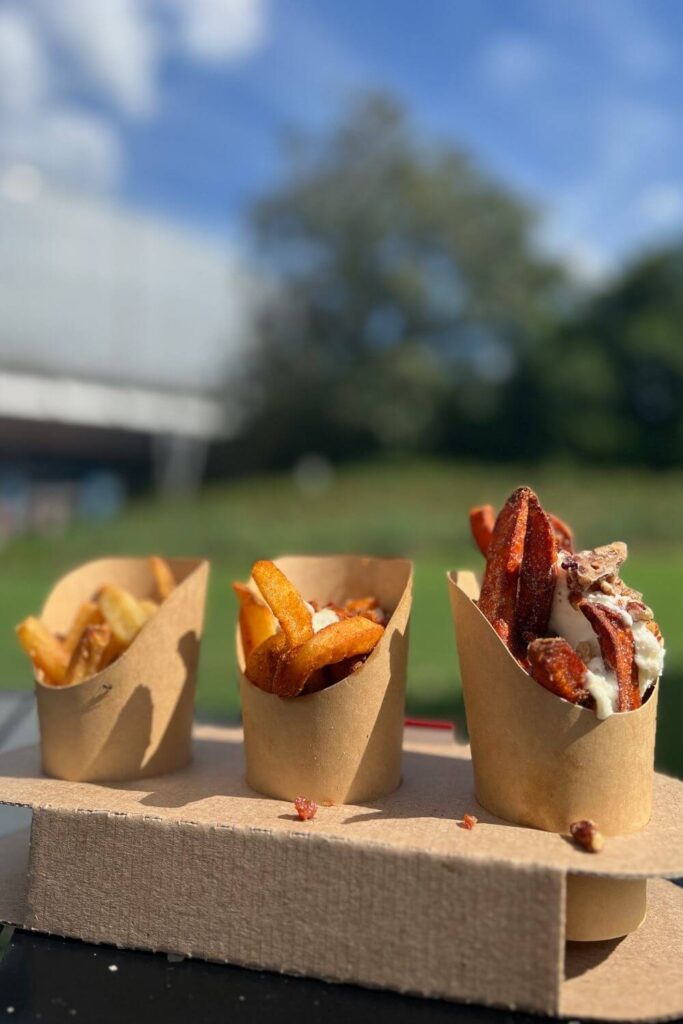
[36,557,209,782]
[238,555,413,804]
[447,569,657,835]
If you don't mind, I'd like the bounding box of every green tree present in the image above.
[239,93,564,467]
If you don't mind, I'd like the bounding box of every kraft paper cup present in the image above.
[238,555,413,805]
[36,557,209,783]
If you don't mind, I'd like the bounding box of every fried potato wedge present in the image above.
[62,600,104,658]
[16,616,69,686]
[149,556,176,602]
[478,487,531,649]
[64,624,112,686]
[251,560,313,646]
[98,584,149,647]
[515,493,558,650]
[579,601,640,711]
[244,632,289,693]
[527,637,590,705]
[233,582,277,659]
[272,617,384,698]
[469,504,496,557]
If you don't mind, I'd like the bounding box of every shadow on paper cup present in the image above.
[35,557,209,783]
[238,555,413,805]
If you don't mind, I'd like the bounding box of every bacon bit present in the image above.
[570,819,604,853]
[461,814,478,830]
[293,797,317,821]
[321,799,335,807]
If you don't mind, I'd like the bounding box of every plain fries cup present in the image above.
[35,557,209,782]
[238,555,413,804]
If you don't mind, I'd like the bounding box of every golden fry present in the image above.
[251,560,313,646]
[272,617,384,698]
[16,616,68,685]
[244,632,289,693]
[139,599,159,619]
[64,624,112,685]
[149,556,176,601]
[233,582,277,659]
[62,601,104,658]
[98,584,149,647]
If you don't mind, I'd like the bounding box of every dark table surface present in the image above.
[0,694,679,1024]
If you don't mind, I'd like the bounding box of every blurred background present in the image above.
[0,0,681,774]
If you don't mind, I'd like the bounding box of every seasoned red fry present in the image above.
[548,513,575,554]
[527,637,591,705]
[272,617,384,698]
[579,602,640,712]
[469,505,496,557]
[251,560,313,646]
[478,487,531,649]
[515,493,558,650]
[244,632,289,693]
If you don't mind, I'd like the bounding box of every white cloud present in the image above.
[0,8,48,114]
[479,34,550,93]
[171,0,267,62]
[637,183,683,228]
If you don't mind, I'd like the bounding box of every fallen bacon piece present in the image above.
[244,632,289,693]
[233,582,277,659]
[461,814,478,830]
[272,617,384,698]
[478,487,531,651]
[294,797,317,821]
[570,819,604,853]
[469,505,496,557]
[252,560,313,646]
[579,602,640,712]
[527,637,591,705]
[515,493,558,649]
[549,513,575,553]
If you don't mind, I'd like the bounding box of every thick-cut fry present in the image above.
[245,632,289,693]
[478,487,531,648]
[515,494,557,650]
[345,596,379,614]
[16,616,69,685]
[139,599,159,619]
[149,556,176,602]
[62,601,104,658]
[98,584,149,647]
[469,505,496,557]
[252,560,313,646]
[579,602,641,711]
[527,638,590,705]
[272,617,384,698]
[233,582,277,659]
[64,624,112,685]
[549,513,574,553]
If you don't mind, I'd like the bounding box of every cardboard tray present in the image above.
[0,725,681,1021]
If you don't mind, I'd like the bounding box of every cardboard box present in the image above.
[1,725,681,1020]
[35,557,209,782]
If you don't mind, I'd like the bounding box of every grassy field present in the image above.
[2,460,681,776]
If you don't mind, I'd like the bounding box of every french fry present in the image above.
[527,638,590,705]
[62,601,104,658]
[245,632,289,693]
[139,599,160,619]
[345,596,379,614]
[515,493,557,649]
[478,487,531,649]
[98,584,149,647]
[251,560,313,646]
[16,617,69,686]
[579,601,641,711]
[233,582,277,659]
[64,624,112,686]
[149,556,176,602]
[469,505,496,557]
[549,513,574,554]
[272,617,384,698]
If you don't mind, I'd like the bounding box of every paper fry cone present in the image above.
[36,557,209,782]
[238,555,413,805]
[447,571,657,836]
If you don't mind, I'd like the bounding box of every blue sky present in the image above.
[2,0,683,282]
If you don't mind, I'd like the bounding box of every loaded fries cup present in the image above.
[19,557,209,783]
[448,488,664,941]
[236,555,413,805]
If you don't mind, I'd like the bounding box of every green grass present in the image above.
[2,460,681,776]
